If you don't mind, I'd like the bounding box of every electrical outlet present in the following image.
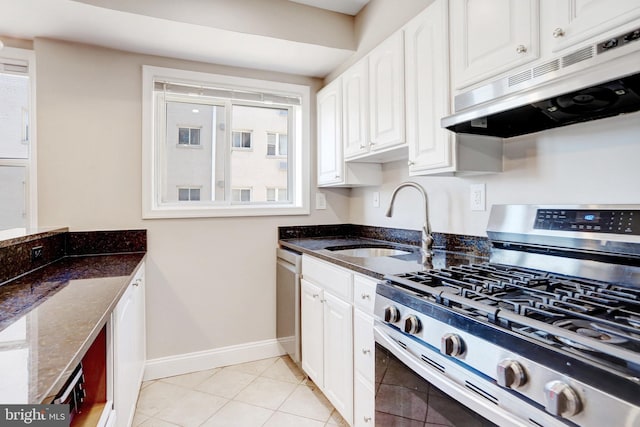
[470,184,486,211]
[31,246,43,262]
[315,192,327,210]
[373,192,380,208]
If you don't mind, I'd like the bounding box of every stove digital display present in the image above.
[576,212,600,224]
[534,209,639,235]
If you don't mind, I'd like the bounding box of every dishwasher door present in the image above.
[276,247,302,365]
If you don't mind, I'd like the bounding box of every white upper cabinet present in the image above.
[317,75,382,188]
[543,0,640,54]
[405,0,454,174]
[405,0,502,175]
[317,79,343,186]
[343,59,370,160]
[368,31,406,150]
[450,0,540,90]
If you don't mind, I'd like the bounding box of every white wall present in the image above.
[349,112,640,237]
[34,38,351,362]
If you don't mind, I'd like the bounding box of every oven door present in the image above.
[374,320,543,427]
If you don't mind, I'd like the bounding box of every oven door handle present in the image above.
[373,321,531,427]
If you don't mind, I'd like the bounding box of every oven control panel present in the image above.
[534,209,639,235]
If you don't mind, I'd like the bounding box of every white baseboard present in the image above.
[143,338,287,381]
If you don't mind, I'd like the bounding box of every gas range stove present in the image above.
[374,205,640,427]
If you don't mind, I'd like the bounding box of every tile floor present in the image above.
[133,356,348,427]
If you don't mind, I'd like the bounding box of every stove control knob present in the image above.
[441,333,465,357]
[403,315,421,334]
[383,306,401,323]
[496,359,527,389]
[544,380,582,418]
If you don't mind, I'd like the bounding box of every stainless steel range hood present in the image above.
[441,27,640,138]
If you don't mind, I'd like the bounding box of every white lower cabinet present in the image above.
[301,257,379,427]
[301,277,353,425]
[112,263,146,427]
[301,256,354,425]
[323,292,353,420]
[301,279,325,385]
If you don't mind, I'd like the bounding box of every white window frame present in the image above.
[231,130,253,150]
[177,126,202,147]
[142,65,310,218]
[0,47,37,231]
[266,132,287,157]
[177,187,201,201]
[266,187,287,202]
[231,188,252,202]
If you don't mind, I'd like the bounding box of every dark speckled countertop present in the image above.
[0,229,146,404]
[279,225,489,279]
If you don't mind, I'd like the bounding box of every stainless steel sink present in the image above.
[328,247,412,258]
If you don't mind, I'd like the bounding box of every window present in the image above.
[232,131,252,149]
[178,188,201,201]
[267,132,287,157]
[178,127,201,146]
[266,188,287,202]
[232,188,252,202]
[0,48,36,232]
[142,66,310,218]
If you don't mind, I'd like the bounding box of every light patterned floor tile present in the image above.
[159,368,220,389]
[223,357,279,376]
[132,412,149,426]
[234,376,297,410]
[278,383,334,422]
[134,356,341,427]
[154,389,228,427]
[263,411,326,427]
[326,409,349,426]
[137,417,180,427]
[261,357,306,384]
[195,369,256,399]
[140,380,155,390]
[135,381,190,417]
[200,401,274,427]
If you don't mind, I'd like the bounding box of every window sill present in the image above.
[142,203,310,219]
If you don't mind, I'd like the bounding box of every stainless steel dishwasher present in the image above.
[276,247,302,366]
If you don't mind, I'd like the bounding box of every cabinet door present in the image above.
[113,267,145,427]
[301,279,324,386]
[405,0,455,174]
[317,79,343,186]
[547,0,640,53]
[323,292,353,425]
[368,31,405,150]
[343,59,370,159]
[450,0,540,90]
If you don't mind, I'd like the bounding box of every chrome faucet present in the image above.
[385,181,433,265]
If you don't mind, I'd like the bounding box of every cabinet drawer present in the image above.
[302,256,353,302]
[354,373,375,427]
[353,275,376,313]
[353,310,374,382]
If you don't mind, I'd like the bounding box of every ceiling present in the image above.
[0,0,370,77]
[289,0,370,15]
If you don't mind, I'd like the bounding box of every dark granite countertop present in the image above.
[279,225,489,279]
[0,253,145,404]
[0,229,146,404]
